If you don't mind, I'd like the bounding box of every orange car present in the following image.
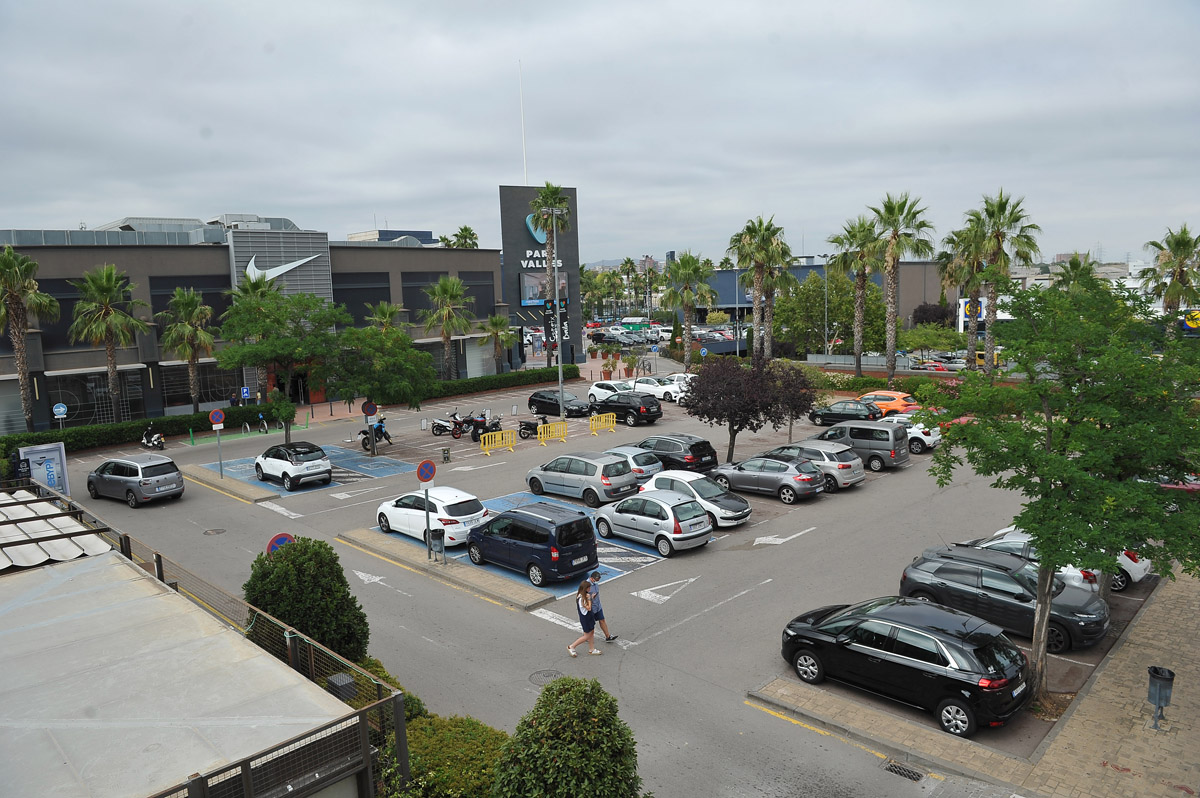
[856,390,920,417]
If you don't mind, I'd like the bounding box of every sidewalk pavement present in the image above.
[751,569,1199,797]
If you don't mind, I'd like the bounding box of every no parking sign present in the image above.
[266,532,295,554]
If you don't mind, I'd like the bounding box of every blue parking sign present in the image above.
[241,387,250,399]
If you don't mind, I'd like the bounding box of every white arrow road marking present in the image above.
[754,526,816,546]
[625,579,772,647]
[352,569,412,597]
[631,576,700,604]
[261,501,302,519]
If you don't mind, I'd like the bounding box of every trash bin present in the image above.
[429,528,445,554]
[1148,666,1175,707]
[326,672,357,702]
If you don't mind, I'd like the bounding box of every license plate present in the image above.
[307,464,322,471]
[814,486,823,492]
[1012,682,1025,698]
[702,455,714,462]
[156,484,175,492]
[572,556,588,566]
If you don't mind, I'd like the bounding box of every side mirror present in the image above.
[834,634,852,647]
[1014,592,1033,603]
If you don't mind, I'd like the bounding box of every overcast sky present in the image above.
[2,1,1196,266]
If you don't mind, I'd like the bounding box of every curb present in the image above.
[181,465,277,503]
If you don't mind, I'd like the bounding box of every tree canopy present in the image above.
[315,325,436,409]
[681,357,787,462]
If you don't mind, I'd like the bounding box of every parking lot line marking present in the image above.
[182,475,252,504]
[625,579,772,647]
[1013,645,1091,666]
[530,608,579,630]
[261,501,303,520]
[335,538,516,608]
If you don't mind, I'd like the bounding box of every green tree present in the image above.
[868,193,935,384]
[265,387,298,445]
[826,215,883,376]
[718,255,733,270]
[768,361,818,443]
[529,182,571,368]
[1051,252,1099,294]
[67,264,150,423]
[580,265,603,319]
[491,677,642,798]
[451,225,479,249]
[927,278,1200,702]
[477,314,517,375]
[681,358,785,462]
[898,323,965,361]
[242,537,370,662]
[661,251,717,371]
[966,189,1041,375]
[364,300,406,330]
[937,222,988,369]
[438,235,453,247]
[762,258,797,360]
[155,287,216,414]
[0,246,60,431]
[317,325,436,410]
[707,309,730,326]
[1141,223,1200,340]
[419,275,475,380]
[618,257,638,316]
[728,216,789,365]
[775,271,883,358]
[223,274,282,395]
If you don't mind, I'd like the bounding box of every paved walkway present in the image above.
[752,568,1199,797]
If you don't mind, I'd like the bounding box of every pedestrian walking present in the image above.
[568,581,602,657]
[589,570,617,643]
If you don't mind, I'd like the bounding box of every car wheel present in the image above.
[468,543,485,565]
[282,474,296,492]
[589,407,600,417]
[529,477,544,495]
[589,394,598,403]
[1047,622,1070,654]
[255,464,266,481]
[908,590,937,602]
[706,512,718,530]
[126,491,139,509]
[88,482,100,499]
[792,649,825,684]
[528,403,538,414]
[936,698,977,737]
[867,456,885,472]
[597,518,613,538]
[909,439,926,454]
[811,414,824,426]
[778,485,798,504]
[822,474,839,494]
[663,392,673,402]
[378,513,391,533]
[714,475,731,491]
[656,537,674,557]
[323,475,332,485]
[582,489,600,508]
[1110,568,1130,592]
[527,564,546,587]
[884,410,897,417]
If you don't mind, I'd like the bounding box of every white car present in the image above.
[376,486,489,547]
[663,372,697,397]
[880,414,942,454]
[962,526,1153,592]
[641,469,752,528]
[587,380,634,402]
[253,442,332,491]
[630,376,680,401]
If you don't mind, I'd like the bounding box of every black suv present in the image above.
[899,545,1110,653]
[589,392,663,427]
[808,400,883,425]
[782,596,1030,737]
[636,433,718,471]
[528,389,590,417]
[466,502,598,586]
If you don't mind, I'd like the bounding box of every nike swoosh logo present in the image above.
[245,254,320,281]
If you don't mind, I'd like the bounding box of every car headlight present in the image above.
[1072,611,1103,621]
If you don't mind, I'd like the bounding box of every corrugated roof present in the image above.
[0,489,110,572]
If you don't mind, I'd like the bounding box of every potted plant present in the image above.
[587,344,599,360]
[601,355,619,380]
[621,351,638,378]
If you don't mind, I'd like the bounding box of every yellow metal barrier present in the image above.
[480,429,516,456]
[537,420,569,446]
[589,413,617,436]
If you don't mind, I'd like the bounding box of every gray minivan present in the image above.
[526,451,639,507]
[807,420,910,472]
[87,453,184,507]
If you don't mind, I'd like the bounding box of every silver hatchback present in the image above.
[526,451,640,507]
[761,440,865,494]
[87,454,184,508]
[604,445,665,483]
[594,489,712,557]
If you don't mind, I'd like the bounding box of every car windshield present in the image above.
[823,596,897,624]
[1014,562,1064,595]
[561,392,580,402]
[968,634,1025,675]
[613,382,633,391]
[689,477,727,499]
[142,462,180,478]
[674,501,707,522]
[445,498,484,517]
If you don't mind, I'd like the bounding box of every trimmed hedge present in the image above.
[385,715,509,798]
[420,365,580,400]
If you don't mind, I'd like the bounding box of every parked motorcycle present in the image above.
[358,417,393,450]
[430,415,456,437]
[518,415,548,440]
[141,423,165,451]
[467,410,503,443]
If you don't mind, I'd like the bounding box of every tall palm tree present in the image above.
[618,257,638,316]
[718,256,733,270]
[728,215,788,364]
[868,193,935,384]
[660,252,717,371]
[223,274,281,398]
[0,246,60,431]
[826,216,882,377]
[67,264,150,423]
[529,182,571,367]
[937,222,987,369]
[762,252,796,360]
[599,270,624,319]
[478,314,517,375]
[1141,225,1200,340]
[420,276,475,380]
[155,287,216,414]
[966,190,1041,374]
[364,300,405,330]
[438,235,453,248]
[451,226,479,249]
[1052,252,1099,294]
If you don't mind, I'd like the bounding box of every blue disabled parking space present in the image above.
[322,445,417,478]
[199,445,417,497]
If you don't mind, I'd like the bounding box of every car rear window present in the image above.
[555,519,595,547]
[673,501,706,522]
[830,450,858,463]
[795,460,820,474]
[632,453,659,466]
[142,462,180,478]
[602,461,632,477]
[968,634,1026,675]
[688,441,716,457]
[291,447,327,462]
[445,498,484,517]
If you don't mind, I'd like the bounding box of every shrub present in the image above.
[358,656,428,721]
[393,715,508,798]
[419,365,580,401]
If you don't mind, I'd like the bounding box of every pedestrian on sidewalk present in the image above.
[589,571,617,643]
[568,581,602,657]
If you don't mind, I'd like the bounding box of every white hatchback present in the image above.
[962,526,1153,593]
[881,413,942,454]
[630,376,680,401]
[588,380,634,403]
[376,486,489,547]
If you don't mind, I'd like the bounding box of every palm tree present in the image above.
[1052,252,1099,294]
[452,226,480,249]
[660,252,717,371]
[0,246,60,431]
[728,216,788,364]
[618,257,638,315]
[868,193,935,384]
[937,222,987,369]
[67,264,150,423]
[1141,225,1200,339]
[223,274,281,398]
[762,253,796,360]
[529,182,571,367]
[438,235,453,248]
[599,270,624,319]
[966,190,1041,374]
[718,256,734,270]
[155,287,216,414]
[364,300,405,330]
[420,276,475,380]
[826,216,882,377]
[478,314,517,375]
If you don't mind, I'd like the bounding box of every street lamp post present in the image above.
[542,207,568,420]
[818,253,832,358]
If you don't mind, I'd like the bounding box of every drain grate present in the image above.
[882,759,924,782]
[530,669,564,686]
[203,529,226,536]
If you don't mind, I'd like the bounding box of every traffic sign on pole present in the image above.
[361,401,378,417]
[209,408,225,425]
[700,347,708,357]
[266,532,295,554]
[417,459,437,483]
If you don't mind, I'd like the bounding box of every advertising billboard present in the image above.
[18,442,71,496]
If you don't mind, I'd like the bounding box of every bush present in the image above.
[389,715,508,798]
[419,365,580,401]
[357,656,428,721]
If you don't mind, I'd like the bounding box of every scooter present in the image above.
[518,415,547,440]
[141,423,165,450]
[431,410,468,439]
[358,417,393,450]
[469,413,503,443]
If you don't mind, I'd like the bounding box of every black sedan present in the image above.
[528,389,590,417]
[589,392,663,427]
[808,400,883,425]
[782,596,1031,737]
